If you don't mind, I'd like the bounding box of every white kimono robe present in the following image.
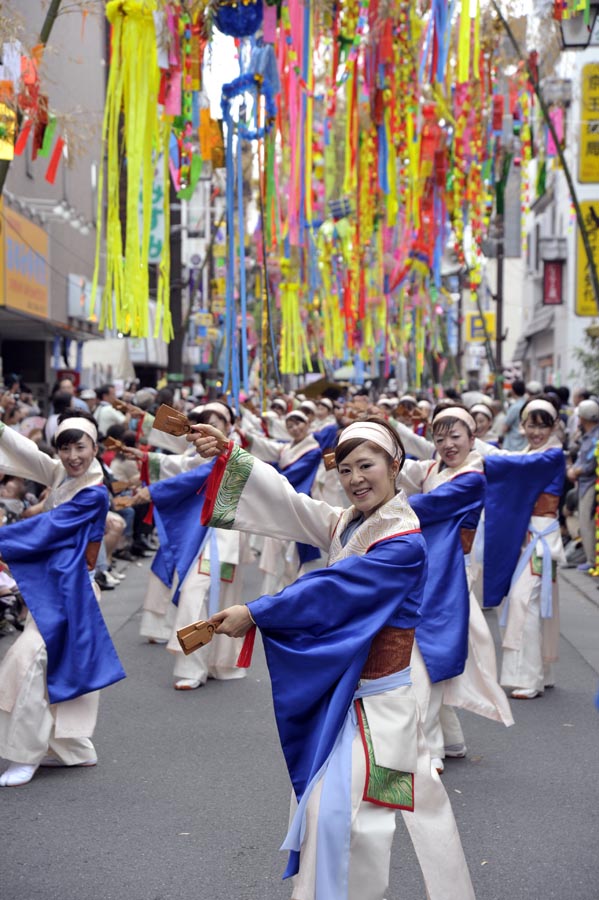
[203,446,475,900]
[0,423,104,766]
[141,445,251,682]
[482,436,565,693]
[248,433,324,593]
[399,452,513,760]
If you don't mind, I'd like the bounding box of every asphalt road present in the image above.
[2,558,599,900]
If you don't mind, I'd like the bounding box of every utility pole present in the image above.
[167,180,184,378]
[496,212,504,376]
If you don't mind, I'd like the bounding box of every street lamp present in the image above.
[558,3,599,49]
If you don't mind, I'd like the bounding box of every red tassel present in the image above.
[14,119,32,156]
[200,440,233,525]
[139,452,154,525]
[236,625,256,668]
[44,135,65,184]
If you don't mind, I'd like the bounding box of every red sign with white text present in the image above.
[543,260,563,306]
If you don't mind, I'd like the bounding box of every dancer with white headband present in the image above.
[469,403,499,446]
[127,401,252,690]
[182,415,476,900]
[235,409,327,595]
[397,405,513,775]
[0,410,125,787]
[482,395,566,699]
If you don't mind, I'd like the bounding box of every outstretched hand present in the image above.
[209,605,254,637]
[188,423,229,458]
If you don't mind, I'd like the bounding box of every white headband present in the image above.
[469,403,493,421]
[55,417,98,443]
[433,407,476,434]
[286,411,308,423]
[317,398,333,410]
[271,399,287,411]
[521,399,557,422]
[203,402,232,425]
[337,422,399,459]
[399,394,417,405]
[300,401,317,415]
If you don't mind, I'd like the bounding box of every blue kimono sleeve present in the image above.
[150,545,176,589]
[149,459,215,605]
[0,485,126,704]
[483,447,565,607]
[409,472,485,682]
[248,533,426,803]
[312,423,339,450]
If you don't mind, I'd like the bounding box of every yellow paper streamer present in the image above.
[92,0,169,340]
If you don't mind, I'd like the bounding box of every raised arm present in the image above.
[394,421,435,460]
[191,426,341,550]
[0,421,61,486]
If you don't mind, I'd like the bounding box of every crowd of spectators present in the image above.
[1,372,598,636]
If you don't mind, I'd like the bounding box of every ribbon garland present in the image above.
[85,0,549,385]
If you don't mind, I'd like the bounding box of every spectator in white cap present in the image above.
[566,398,599,571]
[525,380,543,397]
[80,389,98,414]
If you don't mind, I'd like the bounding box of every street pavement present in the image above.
[2,557,599,900]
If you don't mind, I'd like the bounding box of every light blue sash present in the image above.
[208,529,221,619]
[281,667,412,900]
[500,519,558,627]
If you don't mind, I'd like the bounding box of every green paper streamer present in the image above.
[38,116,57,158]
[177,152,202,200]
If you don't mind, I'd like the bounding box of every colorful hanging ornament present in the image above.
[213,0,263,38]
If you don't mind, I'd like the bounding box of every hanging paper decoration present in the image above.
[220,71,277,403]
[0,95,17,161]
[91,0,172,341]
[89,0,548,377]
[213,0,263,38]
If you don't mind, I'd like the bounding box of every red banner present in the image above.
[543,260,563,305]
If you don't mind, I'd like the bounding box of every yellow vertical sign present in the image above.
[580,63,599,183]
[576,200,599,316]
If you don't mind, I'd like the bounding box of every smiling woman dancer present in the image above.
[397,406,512,775]
[188,416,475,900]
[484,396,565,699]
[0,410,125,787]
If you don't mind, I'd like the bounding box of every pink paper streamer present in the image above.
[547,107,563,157]
[263,4,277,43]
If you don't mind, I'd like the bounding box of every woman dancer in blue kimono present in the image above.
[0,411,125,786]
[397,405,512,776]
[187,417,475,900]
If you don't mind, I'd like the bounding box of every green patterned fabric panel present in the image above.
[531,547,557,581]
[209,444,254,529]
[359,700,414,810]
[148,453,162,484]
[198,557,236,582]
